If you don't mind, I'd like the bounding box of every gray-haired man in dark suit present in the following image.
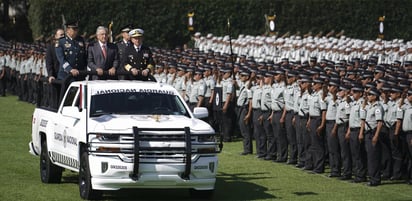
[87,26,119,80]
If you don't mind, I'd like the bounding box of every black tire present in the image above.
[79,151,102,200]
[189,189,214,199]
[40,140,63,183]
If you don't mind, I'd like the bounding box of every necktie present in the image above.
[102,45,107,59]
[136,47,140,52]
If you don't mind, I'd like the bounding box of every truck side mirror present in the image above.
[61,106,81,119]
[193,107,208,119]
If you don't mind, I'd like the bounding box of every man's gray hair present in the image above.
[96,26,108,34]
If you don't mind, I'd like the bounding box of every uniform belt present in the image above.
[310,116,321,119]
[350,127,360,131]
[273,110,282,113]
[261,110,270,112]
[286,110,294,113]
[406,131,412,135]
[326,120,335,123]
[253,108,260,111]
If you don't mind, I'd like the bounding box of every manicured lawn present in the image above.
[0,95,411,201]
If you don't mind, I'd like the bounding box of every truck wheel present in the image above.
[40,140,62,183]
[79,152,101,200]
[189,189,214,199]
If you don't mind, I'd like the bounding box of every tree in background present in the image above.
[2,0,411,47]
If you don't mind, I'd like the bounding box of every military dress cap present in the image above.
[390,85,403,93]
[329,80,340,87]
[365,82,377,89]
[256,71,264,78]
[404,61,412,66]
[274,68,285,74]
[265,70,275,77]
[307,68,320,75]
[375,66,385,73]
[351,83,364,92]
[319,73,329,80]
[339,84,351,91]
[329,74,340,81]
[408,89,412,96]
[368,61,377,66]
[220,67,232,73]
[377,77,387,84]
[240,69,250,76]
[342,78,353,84]
[362,71,374,79]
[399,80,410,88]
[300,77,312,83]
[129,28,144,37]
[177,66,186,71]
[324,66,333,71]
[386,78,397,86]
[203,65,212,71]
[368,87,381,96]
[120,24,132,32]
[168,62,177,68]
[346,70,357,75]
[194,69,203,74]
[381,84,392,92]
[184,66,194,73]
[65,21,78,28]
[287,70,298,77]
[310,57,317,62]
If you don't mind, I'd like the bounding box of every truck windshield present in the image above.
[89,92,189,117]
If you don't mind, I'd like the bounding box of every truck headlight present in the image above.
[198,135,216,142]
[96,134,119,141]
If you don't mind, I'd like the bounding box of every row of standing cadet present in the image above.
[2,28,412,187]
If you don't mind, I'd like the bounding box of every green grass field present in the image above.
[0,95,411,201]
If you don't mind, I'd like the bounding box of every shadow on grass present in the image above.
[60,171,277,200]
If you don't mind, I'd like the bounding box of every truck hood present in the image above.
[89,114,213,133]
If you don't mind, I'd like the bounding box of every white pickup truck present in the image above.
[29,79,221,199]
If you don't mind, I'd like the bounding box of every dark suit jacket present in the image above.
[87,42,119,71]
[46,42,59,78]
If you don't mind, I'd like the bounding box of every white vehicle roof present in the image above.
[70,80,178,96]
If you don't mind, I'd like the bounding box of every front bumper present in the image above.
[89,154,218,190]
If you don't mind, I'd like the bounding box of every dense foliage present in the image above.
[27,0,411,48]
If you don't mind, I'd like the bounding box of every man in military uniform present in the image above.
[360,87,384,186]
[116,24,132,80]
[55,21,87,80]
[237,69,253,155]
[219,67,234,142]
[203,65,215,126]
[188,69,206,111]
[270,68,287,162]
[260,71,275,160]
[347,84,367,183]
[307,78,327,174]
[251,72,265,158]
[397,89,412,185]
[122,28,155,80]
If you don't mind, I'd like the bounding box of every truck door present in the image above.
[53,86,83,170]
